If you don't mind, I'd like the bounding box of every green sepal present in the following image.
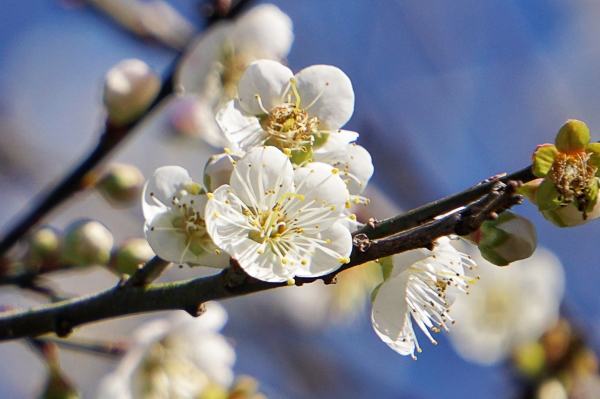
[541,209,569,228]
[184,182,204,195]
[289,145,314,166]
[312,132,330,149]
[518,179,543,205]
[584,178,599,213]
[535,178,563,211]
[555,119,590,154]
[380,256,394,281]
[371,282,383,303]
[586,143,600,176]
[477,215,512,266]
[532,145,558,177]
[203,173,213,193]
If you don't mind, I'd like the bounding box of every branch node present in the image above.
[185,302,206,317]
[352,233,371,252]
[322,275,338,285]
[56,319,73,338]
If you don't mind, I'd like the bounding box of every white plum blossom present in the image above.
[371,238,476,359]
[174,4,293,145]
[216,59,373,195]
[205,146,353,283]
[142,166,224,267]
[98,302,235,399]
[447,247,565,365]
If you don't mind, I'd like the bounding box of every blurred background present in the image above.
[1,0,600,397]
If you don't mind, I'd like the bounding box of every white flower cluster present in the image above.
[141,4,482,361]
[144,9,374,282]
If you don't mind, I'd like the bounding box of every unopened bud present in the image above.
[229,375,265,398]
[465,212,537,266]
[555,119,590,154]
[96,163,144,207]
[26,226,62,272]
[103,59,161,125]
[110,238,155,276]
[513,341,545,379]
[203,152,239,192]
[39,343,81,399]
[63,220,114,266]
[169,96,229,148]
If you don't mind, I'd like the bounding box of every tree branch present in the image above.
[0,180,522,342]
[355,165,535,239]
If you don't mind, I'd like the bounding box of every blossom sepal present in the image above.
[532,144,559,178]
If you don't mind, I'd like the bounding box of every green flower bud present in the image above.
[467,212,537,266]
[63,220,114,266]
[96,163,144,207]
[555,119,590,154]
[26,226,62,272]
[513,341,546,379]
[103,59,161,126]
[40,367,81,399]
[110,238,155,276]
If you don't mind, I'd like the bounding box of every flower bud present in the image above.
[110,238,155,276]
[39,343,81,399]
[203,152,240,192]
[465,212,537,266]
[103,59,161,126]
[62,220,114,266]
[555,119,590,154]
[96,163,144,207]
[26,226,62,272]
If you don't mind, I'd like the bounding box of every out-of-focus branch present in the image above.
[0,180,522,342]
[86,0,196,50]
[0,0,255,258]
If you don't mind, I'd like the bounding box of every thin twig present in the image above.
[354,165,535,240]
[0,180,522,342]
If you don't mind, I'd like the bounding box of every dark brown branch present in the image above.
[354,165,535,240]
[0,180,522,342]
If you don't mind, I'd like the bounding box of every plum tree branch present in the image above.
[0,179,523,342]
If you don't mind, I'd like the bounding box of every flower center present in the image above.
[256,78,329,160]
[246,192,305,256]
[548,152,597,217]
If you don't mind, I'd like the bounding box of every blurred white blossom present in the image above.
[98,302,235,399]
[448,247,565,365]
[174,4,293,145]
[371,237,475,359]
[205,146,353,283]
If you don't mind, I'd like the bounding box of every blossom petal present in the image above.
[216,99,267,151]
[295,65,354,130]
[229,146,294,209]
[295,222,352,277]
[291,162,348,213]
[371,271,416,356]
[142,166,192,222]
[175,22,233,95]
[237,60,293,115]
[315,129,359,152]
[146,212,198,265]
[230,4,294,60]
[313,143,374,195]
